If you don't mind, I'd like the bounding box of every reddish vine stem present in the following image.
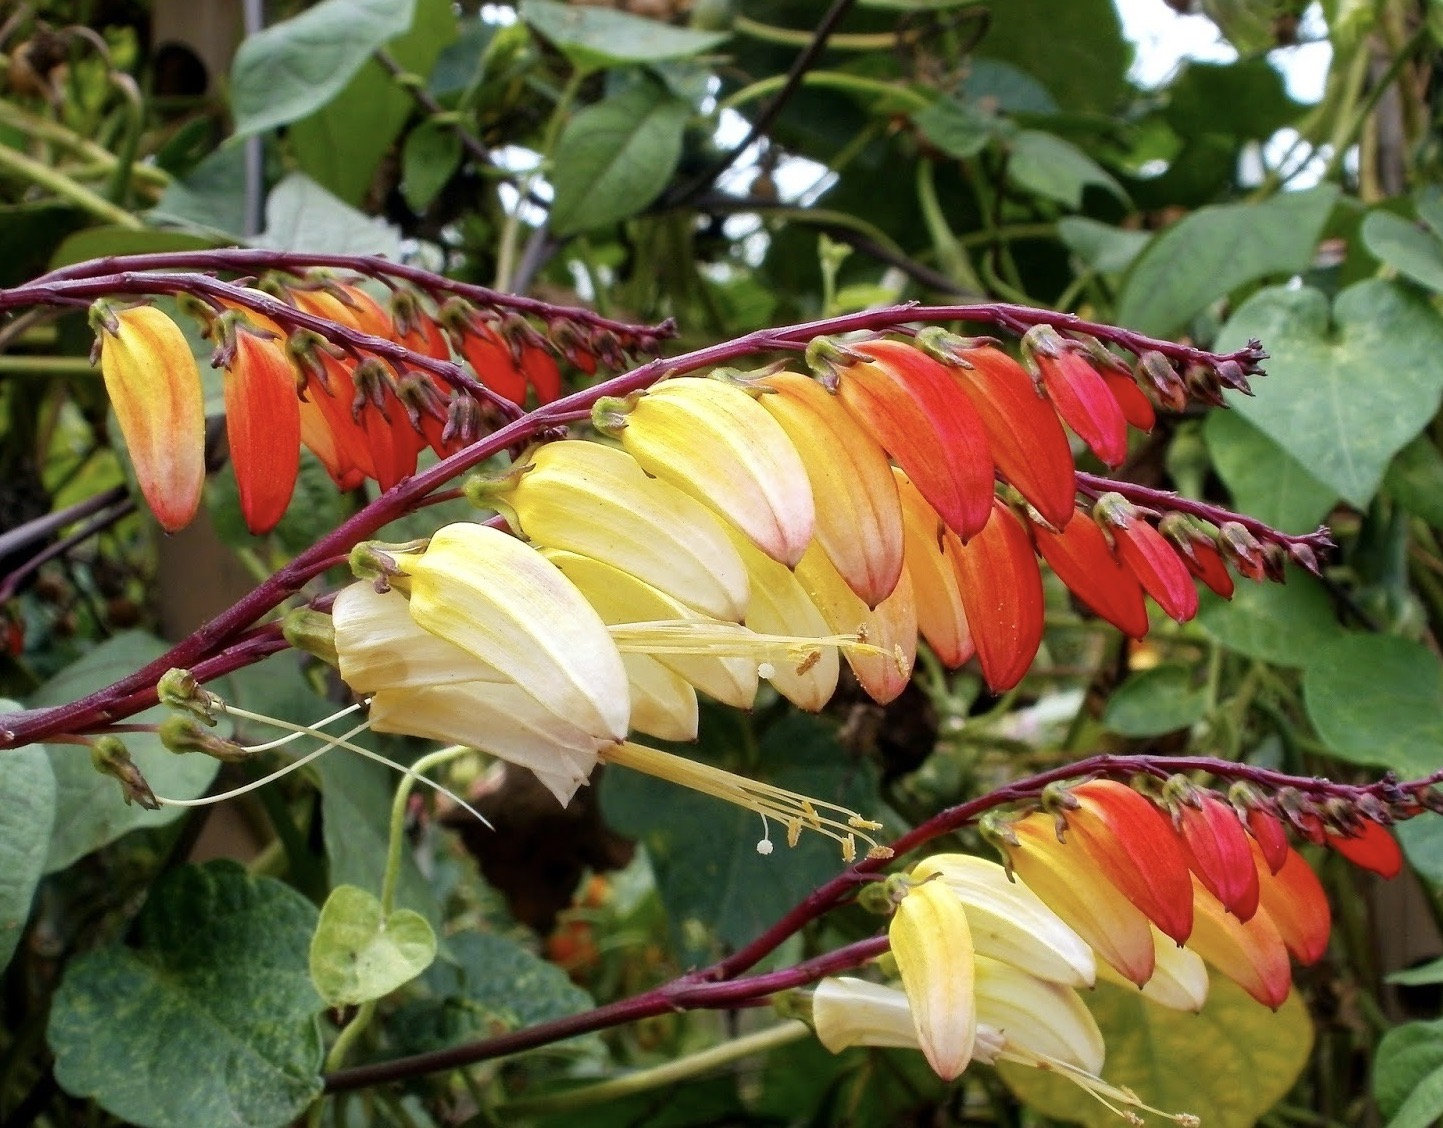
[323,752,1440,1093]
[27,250,676,346]
[0,301,1299,749]
[1075,472,1334,557]
[0,272,524,418]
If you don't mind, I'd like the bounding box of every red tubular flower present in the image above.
[1101,368,1156,431]
[950,499,1043,692]
[931,337,1077,531]
[1187,877,1293,1009]
[1029,506,1150,638]
[92,303,206,533]
[1174,791,1260,921]
[1322,819,1404,878]
[1160,515,1235,599]
[894,469,974,667]
[451,314,529,405]
[1253,842,1331,966]
[831,339,995,541]
[224,325,301,534]
[1239,805,1291,874]
[520,341,563,403]
[1064,780,1195,946]
[391,296,463,458]
[1094,494,1199,622]
[1024,326,1128,467]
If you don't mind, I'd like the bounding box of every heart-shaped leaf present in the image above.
[1002,977,1312,1128]
[1196,572,1343,668]
[1204,411,1336,533]
[1304,634,1443,778]
[310,885,437,1007]
[1215,280,1443,508]
[1374,1019,1443,1128]
[48,861,323,1128]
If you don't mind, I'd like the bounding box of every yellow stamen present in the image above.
[608,619,889,667]
[602,741,891,861]
[1000,1045,1199,1125]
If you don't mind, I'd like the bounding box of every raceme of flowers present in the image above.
[89,276,608,535]
[812,778,1402,1112]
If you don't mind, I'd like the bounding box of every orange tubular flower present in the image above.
[1094,494,1199,622]
[950,499,1043,692]
[391,293,463,458]
[894,470,974,668]
[1254,843,1331,966]
[1024,326,1129,467]
[830,339,995,542]
[1186,877,1292,1009]
[929,335,1078,531]
[519,339,563,403]
[1173,790,1260,921]
[1101,368,1157,431]
[754,370,905,607]
[1161,514,1236,599]
[454,317,529,405]
[1029,506,1150,639]
[1063,780,1195,946]
[92,303,206,533]
[224,324,301,534]
[1003,813,1159,986]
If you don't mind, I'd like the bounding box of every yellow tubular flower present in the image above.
[391,523,631,744]
[604,377,816,567]
[543,549,759,709]
[973,954,1104,1074]
[332,583,508,691]
[890,879,977,1081]
[485,440,751,621]
[620,653,700,743]
[1098,925,1211,1012]
[909,854,1095,988]
[795,542,917,705]
[893,470,974,668]
[754,371,905,606]
[723,531,840,712]
[813,977,1006,1062]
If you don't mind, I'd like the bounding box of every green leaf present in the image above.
[1002,977,1312,1128]
[310,885,437,1007]
[1057,216,1151,274]
[911,97,994,159]
[427,932,594,1031]
[231,0,418,137]
[1386,435,1443,528]
[258,173,404,256]
[150,144,250,239]
[26,633,220,873]
[1362,209,1443,293]
[549,80,691,236]
[1204,411,1337,533]
[402,118,463,212]
[1103,666,1206,737]
[1007,130,1125,209]
[48,861,323,1128]
[1216,280,1443,507]
[1304,634,1443,778]
[1118,185,1338,337]
[1387,956,1443,986]
[600,712,883,964]
[1196,573,1342,668]
[0,699,55,972]
[317,752,440,929]
[1375,1019,1443,1128]
[975,0,1128,113]
[289,0,457,205]
[1398,817,1443,886]
[1163,59,1303,141]
[520,0,728,70]
[49,226,218,269]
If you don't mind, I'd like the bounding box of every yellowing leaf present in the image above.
[998,977,1312,1128]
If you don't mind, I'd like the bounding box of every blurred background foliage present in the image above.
[4,0,1443,1125]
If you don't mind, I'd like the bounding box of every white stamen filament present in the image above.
[154,704,493,829]
[998,1046,1199,1126]
[602,741,891,861]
